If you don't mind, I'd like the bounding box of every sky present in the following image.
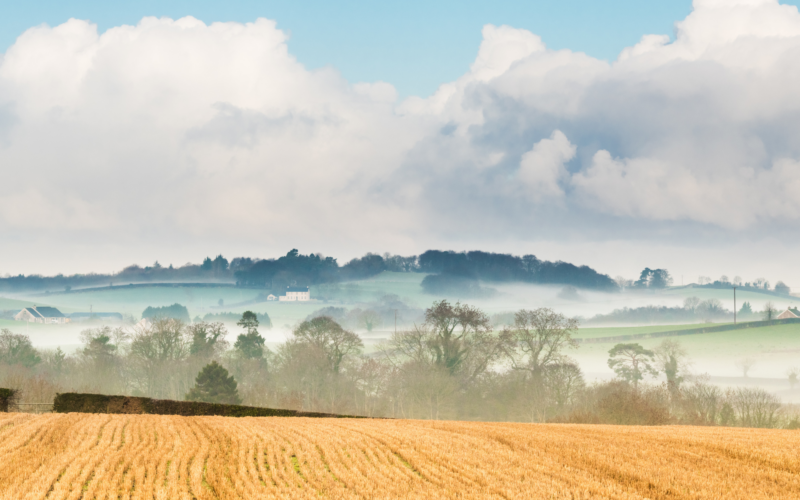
[2,0,800,289]
[1,0,698,98]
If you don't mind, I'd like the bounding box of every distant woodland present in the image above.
[0,249,618,293]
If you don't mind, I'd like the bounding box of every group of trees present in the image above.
[596,340,789,428]
[695,276,791,296]
[588,297,732,324]
[1,249,620,295]
[586,296,793,325]
[0,255,254,293]
[416,250,618,291]
[633,268,673,289]
[1,301,796,428]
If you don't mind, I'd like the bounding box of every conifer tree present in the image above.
[185,361,242,405]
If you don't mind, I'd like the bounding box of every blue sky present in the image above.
[0,0,702,97]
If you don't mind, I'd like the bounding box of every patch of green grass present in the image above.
[0,296,45,311]
[576,322,800,360]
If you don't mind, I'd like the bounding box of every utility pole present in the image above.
[732,286,737,324]
[394,309,397,335]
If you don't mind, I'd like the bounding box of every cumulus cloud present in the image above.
[3,0,800,274]
[518,130,575,202]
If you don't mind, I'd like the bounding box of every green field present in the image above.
[0,296,45,311]
[572,322,800,381]
[576,322,800,355]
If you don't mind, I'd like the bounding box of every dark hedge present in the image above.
[0,388,16,412]
[53,393,361,418]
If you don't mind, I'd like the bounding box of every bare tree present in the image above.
[735,357,756,378]
[544,361,585,413]
[683,296,701,312]
[421,300,502,382]
[726,387,781,428]
[292,316,363,375]
[359,310,382,332]
[354,357,390,417]
[501,308,578,391]
[128,319,192,398]
[679,377,724,425]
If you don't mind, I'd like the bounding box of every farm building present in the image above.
[776,308,799,319]
[279,286,311,302]
[14,306,69,324]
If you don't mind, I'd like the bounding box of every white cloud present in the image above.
[3,1,800,274]
[518,130,575,202]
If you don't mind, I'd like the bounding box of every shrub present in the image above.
[556,381,671,425]
[0,388,19,412]
[142,303,190,322]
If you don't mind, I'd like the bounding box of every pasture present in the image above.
[0,413,798,499]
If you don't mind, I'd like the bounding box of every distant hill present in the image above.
[0,248,617,293]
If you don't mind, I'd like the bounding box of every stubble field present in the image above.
[1,413,799,499]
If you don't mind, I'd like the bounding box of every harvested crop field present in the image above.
[1,413,798,499]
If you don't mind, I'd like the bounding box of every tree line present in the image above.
[0,249,618,294]
[1,301,797,428]
[586,297,792,325]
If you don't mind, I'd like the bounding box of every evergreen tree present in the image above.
[185,361,242,405]
[608,343,658,389]
[235,311,266,359]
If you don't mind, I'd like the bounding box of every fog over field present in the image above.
[3,266,799,406]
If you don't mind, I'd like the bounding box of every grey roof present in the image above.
[24,306,65,318]
[286,286,309,292]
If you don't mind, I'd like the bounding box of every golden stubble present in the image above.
[0,413,798,499]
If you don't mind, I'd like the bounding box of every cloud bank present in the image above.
[2,0,800,276]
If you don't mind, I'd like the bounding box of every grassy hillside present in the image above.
[573,322,800,380]
[0,296,47,311]
[0,413,797,499]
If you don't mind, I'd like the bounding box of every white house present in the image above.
[15,306,69,324]
[267,294,277,301]
[776,308,800,320]
[279,286,310,302]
